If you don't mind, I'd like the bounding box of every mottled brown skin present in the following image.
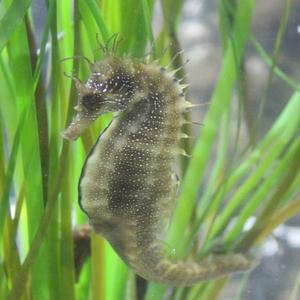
[62,55,255,285]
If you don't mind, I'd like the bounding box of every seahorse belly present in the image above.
[79,66,181,264]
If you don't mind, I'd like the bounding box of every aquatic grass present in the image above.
[250,35,300,92]
[253,0,291,139]
[168,0,255,254]
[0,0,32,53]
[145,0,255,298]
[0,110,25,246]
[290,269,300,300]
[141,0,157,57]
[0,0,299,300]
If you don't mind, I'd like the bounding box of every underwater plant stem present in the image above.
[91,233,105,300]
[141,0,157,57]
[201,278,228,300]
[7,153,66,300]
[240,194,300,251]
[250,35,300,92]
[238,147,300,250]
[25,15,49,206]
[237,60,255,146]
[7,1,81,298]
[253,0,291,142]
[289,269,300,300]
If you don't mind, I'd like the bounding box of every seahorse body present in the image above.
[62,55,255,285]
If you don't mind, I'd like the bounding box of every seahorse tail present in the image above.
[128,248,256,286]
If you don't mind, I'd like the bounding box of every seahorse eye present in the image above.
[81,93,101,111]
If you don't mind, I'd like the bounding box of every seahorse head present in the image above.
[62,56,138,140]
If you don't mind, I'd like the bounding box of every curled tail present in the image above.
[100,220,256,286]
[127,244,255,286]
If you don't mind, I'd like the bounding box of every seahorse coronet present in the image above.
[63,53,256,285]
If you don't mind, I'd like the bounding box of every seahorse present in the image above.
[62,54,255,286]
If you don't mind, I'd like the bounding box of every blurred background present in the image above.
[174,1,300,299]
[6,0,300,299]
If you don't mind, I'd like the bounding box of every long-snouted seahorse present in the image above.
[62,55,256,286]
